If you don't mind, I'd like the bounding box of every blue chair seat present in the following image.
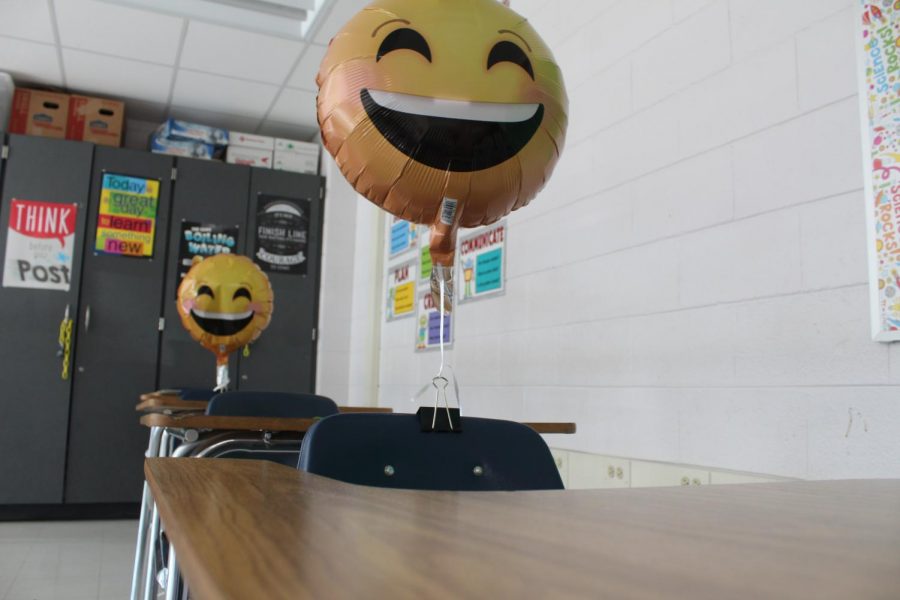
[299,413,563,491]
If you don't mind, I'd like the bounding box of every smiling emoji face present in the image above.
[176,254,273,360]
[317,0,567,235]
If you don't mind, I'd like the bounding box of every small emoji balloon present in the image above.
[318,0,568,309]
[176,254,274,389]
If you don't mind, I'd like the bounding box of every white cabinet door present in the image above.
[567,452,630,489]
[630,460,709,488]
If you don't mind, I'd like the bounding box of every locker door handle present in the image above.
[84,305,91,333]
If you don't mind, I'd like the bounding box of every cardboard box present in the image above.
[8,88,69,139]
[159,118,228,146]
[229,130,274,151]
[226,145,272,168]
[67,95,124,147]
[273,138,319,174]
[150,131,217,160]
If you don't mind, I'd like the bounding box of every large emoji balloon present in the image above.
[176,254,274,389]
[318,0,567,309]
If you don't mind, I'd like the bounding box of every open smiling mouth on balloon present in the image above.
[190,308,255,336]
[361,89,544,172]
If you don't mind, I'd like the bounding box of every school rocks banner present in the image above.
[3,199,78,291]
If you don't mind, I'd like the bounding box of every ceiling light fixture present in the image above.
[96,0,323,40]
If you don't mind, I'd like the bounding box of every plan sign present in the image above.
[385,259,416,321]
[3,199,77,291]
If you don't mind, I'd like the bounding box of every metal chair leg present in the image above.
[165,544,180,600]
[130,426,162,600]
[142,429,171,600]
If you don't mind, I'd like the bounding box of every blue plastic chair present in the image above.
[178,387,216,401]
[298,413,564,491]
[205,391,338,418]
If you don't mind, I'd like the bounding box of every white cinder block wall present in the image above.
[327,0,900,480]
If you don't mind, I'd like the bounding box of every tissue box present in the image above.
[150,131,217,159]
[8,88,69,139]
[66,95,124,147]
[229,130,274,151]
[158,118,228,146]
[273,138,319,174]
[226,145,272,168]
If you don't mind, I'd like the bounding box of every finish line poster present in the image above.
[253,195,310,275]
[3,199,77,291]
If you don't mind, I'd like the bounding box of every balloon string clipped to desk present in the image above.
[410,276,461,430]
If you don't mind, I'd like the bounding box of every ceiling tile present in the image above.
[172,70,278,118]
[312,0,371,45]
[268,88,317,126]
[55,0,184,65]
[63,49,173,103]
[258,120,319,142]
[0,0,55,43]
[0,37,62,86]
[180,21,304,85]
[168,105,262,133]
[286,43,326,91]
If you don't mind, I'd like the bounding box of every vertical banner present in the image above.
[418,225,433,284]
[415,287,452,351]
[388,215,417,257]
[176,222,238,293]
[860,3,900,340]
[457,220,507,304]
[95,173,159,257]
[385,258,416,321]
[3,199,77,291]
[253,194,310,275]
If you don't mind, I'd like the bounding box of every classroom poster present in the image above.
[388,215,417,257]
[385,259,416,321]
[457,220,506,303]
[176,222,238,293]
[2,199,77,291]
[94,174,159,257]
[415,288,452,351]
[253,194,310,275]
[860,2,900,340]
[418,225,433,283]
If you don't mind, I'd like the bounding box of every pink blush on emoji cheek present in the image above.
[249,301,263,312]
[182,298,196,312]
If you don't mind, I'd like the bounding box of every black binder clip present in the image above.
[417,406,461,432]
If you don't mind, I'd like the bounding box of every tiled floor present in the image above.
[0,520,136,600]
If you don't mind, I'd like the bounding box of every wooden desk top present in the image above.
[135,396,395,415]
[146,459,900,599]
[139,413,575,435]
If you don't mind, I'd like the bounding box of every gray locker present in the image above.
[0,135,93,504]
[157,157,250,390]
[65,148,174,503]
[237,169,324,392]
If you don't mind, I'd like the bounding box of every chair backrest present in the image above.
[298,413,564,491]
[178,387,216,401]
[205,391,338,418]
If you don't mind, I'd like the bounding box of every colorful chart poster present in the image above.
[457,220,506,303]
[388,215,417,257]
[418,225,433,284]
[94,174,159,258]
[253,194,310,275]
[860,3,900,340]
[176,222,238,294]
[415,288,452,351]
[385,258,416,321]
[2,199,77,291]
